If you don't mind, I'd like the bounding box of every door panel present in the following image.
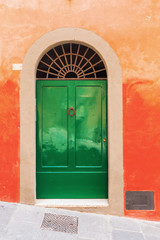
[75,86,102,167]
[36,172,107,198]
[36,80,108,199]
[41,86,68,167]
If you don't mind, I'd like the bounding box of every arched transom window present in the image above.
[36,42,107,79]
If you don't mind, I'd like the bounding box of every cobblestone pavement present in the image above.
[0,201,160,240]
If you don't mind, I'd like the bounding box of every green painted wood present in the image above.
[36,80,108,198]
[36,172,107,199]
[36,83,69,170]
[76,86,102,167]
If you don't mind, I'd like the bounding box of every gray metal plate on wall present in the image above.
[125,191,154,210]
[41,213,78,234]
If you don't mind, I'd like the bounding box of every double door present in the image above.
[36,80,108,198]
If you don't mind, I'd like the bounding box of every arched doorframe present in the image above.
[20,28,124,215]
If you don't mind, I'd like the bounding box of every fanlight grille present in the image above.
[36,43,107,79]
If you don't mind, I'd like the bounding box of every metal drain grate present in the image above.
[41,213,78,234]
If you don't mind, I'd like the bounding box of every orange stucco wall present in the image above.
[0,0,160,220]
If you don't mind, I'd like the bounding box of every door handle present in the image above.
[68,107,76,117]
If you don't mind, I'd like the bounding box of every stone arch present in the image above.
[20,28,123,215]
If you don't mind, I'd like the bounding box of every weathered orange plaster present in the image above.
[0,0,160,220]
[123,79,160,220]
[0,79,20,202]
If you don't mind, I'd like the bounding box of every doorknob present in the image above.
[67,107,76,117]
[103,138,107,142]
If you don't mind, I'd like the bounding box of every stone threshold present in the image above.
[35,199,109,208]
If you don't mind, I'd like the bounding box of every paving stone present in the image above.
[144,236,160,240]
[0,219,77,240]
[11,204,45,225]
[112,229,145,240]
[0,221,39,240]
[78,213,110,235]
[140,223,160,238]
[45,207,82,218]
[141,220,160,229]
[36,229,77,240]
[0,204,79,240]
[110,216,141,232]
[0,202,17,232]
[77,238,95,240]
[78,232,110,240]
[1,202,160,240]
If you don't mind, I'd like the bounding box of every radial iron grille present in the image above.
[36,43,107,79]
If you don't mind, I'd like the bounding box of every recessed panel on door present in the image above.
[75,86,102,167]
[37,85,68,167]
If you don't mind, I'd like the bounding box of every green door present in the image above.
[36,80,108,198]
